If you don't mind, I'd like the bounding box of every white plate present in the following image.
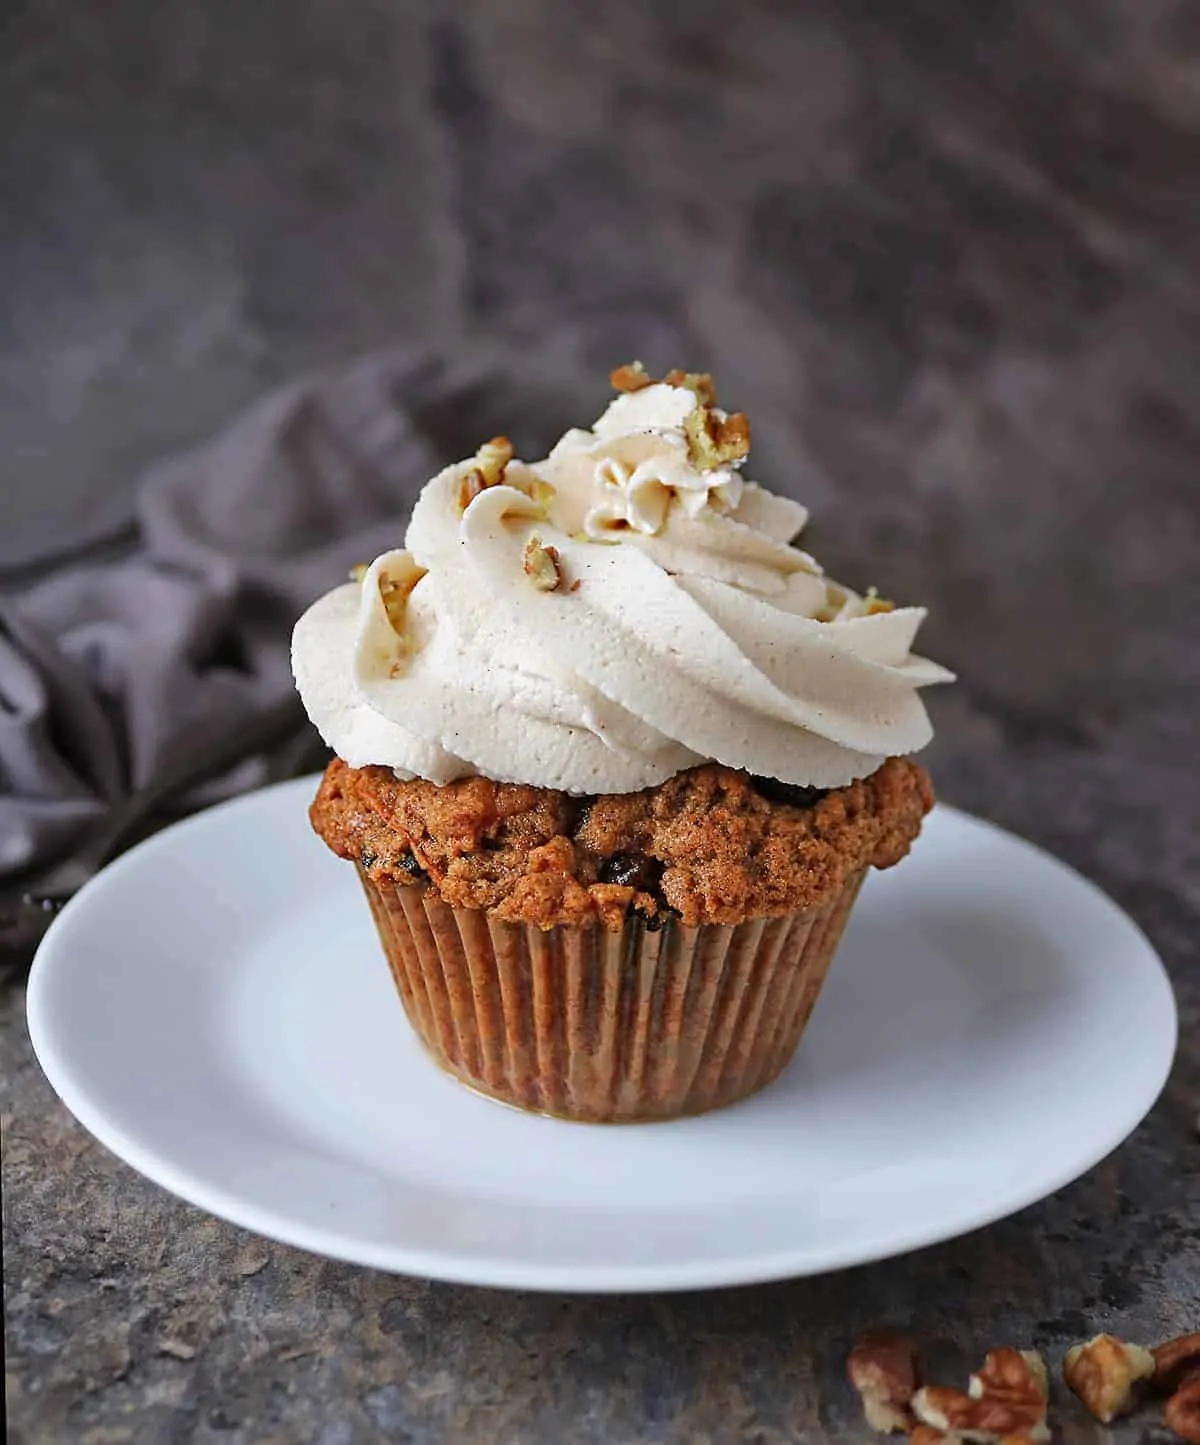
[27,779,1176,1293]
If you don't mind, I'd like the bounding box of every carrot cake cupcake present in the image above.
[292,365,953,1121]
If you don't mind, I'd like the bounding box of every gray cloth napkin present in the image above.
[0,348,544,882]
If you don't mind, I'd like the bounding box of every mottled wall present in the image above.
[3,0,1199,877]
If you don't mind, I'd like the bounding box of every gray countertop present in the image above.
[4,1,1199,1441]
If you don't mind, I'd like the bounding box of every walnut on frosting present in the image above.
[609,361,716,408]
[378,564,425,637]
[663,367,718,408]
[609,360,716,402]
[522,535,564,592]
[457,434,515,511]
[814,582,897,623]
[684,404,750,471]
[607,362,749,473]
[372,558,429,677]
[609,361,653,393]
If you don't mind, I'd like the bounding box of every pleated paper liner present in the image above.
[357,867,865,1123]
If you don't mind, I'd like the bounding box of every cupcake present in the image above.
[292,364,953,1122]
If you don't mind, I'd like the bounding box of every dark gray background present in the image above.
[4,2,1199,1441]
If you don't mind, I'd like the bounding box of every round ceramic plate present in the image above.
[27,778,1176,1292]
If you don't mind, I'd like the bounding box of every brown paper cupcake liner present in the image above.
[357,868,865,1123]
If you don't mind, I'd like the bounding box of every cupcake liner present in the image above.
[357,867,865,1123]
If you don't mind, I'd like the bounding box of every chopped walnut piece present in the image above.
[1165,1374,1200,1444]
[716,409,750,459]
[969,1349,1049,1406]
[611,364,752,468]
[476,434,513,483]
[377,565,425,640]
[683,404,752,472]
[609,360,653,393]
[1155,1334,1200,1393]
[457,435,515,511]
[663,368,718,407]
[914,1353,1049,1445]
[1063,1334,1155,1423]
[846,1330,919,1435]
[522,535,563,592]
[681,406,715,469]
[913,1384,1049,1443]
[457,467,487,512]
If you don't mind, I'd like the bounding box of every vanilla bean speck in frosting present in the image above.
[292,366,954,794]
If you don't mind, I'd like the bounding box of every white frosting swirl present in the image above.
[292,383,954,792]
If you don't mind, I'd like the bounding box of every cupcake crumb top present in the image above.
[310,757,934,931]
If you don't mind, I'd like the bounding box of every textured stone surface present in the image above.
[3,0,1199,1440]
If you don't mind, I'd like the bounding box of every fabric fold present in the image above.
[0,349,518,881]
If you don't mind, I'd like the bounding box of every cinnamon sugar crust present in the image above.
[310,756,934,931]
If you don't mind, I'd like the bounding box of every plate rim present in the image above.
[25,779,1178,1292]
